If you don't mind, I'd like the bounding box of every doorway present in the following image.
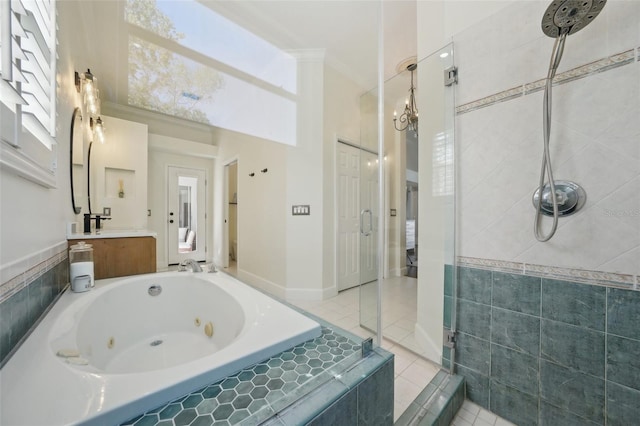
[335,139,379,334]
[167,166,206,265]
[405,128,419,278]
[225,161,238,276]
[336,142,378,291]
[406,183,418,278]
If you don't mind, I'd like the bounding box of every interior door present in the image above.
[360,150,378,284]
[337,143,361,291]
[359,149,379,332]
[167,166,206,264]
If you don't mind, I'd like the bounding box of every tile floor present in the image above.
[452,400,515,426]
[287,277,441,422]
[223,264,512,425]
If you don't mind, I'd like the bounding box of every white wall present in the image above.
[284,51,326,299]
[417,1,512,60]
[0,0,92,271]
[90,115,148,230]
[211,57,367,301]
[213,129,288,297]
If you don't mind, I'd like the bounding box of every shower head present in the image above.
[541,0,607,38]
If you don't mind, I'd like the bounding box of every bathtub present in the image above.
[0,271,321,425]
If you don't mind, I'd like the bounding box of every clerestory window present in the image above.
[124,0,297,146]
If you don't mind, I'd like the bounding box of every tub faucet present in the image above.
[178,259,202,272]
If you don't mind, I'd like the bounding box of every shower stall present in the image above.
[452,1,640,424]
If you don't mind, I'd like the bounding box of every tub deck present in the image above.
[0,271,320,425]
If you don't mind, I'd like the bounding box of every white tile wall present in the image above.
[454,1,640,105]
[455,1,640,277]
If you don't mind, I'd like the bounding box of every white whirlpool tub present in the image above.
[0,271,321,425]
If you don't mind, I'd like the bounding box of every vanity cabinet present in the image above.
[67,236,156,279]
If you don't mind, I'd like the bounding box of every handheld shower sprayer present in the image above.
[532,0,606,242]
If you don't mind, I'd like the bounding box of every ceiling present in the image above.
[72,0,418,116]
[203,0,418,90]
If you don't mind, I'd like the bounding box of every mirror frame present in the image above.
[70,107,83,214]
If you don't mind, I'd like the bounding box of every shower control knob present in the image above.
[532,180,586,217]
[542,188,568,205]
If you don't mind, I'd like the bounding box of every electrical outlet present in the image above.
[292,205,310,216]
[103,207,111,216]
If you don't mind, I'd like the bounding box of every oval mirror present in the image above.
[70,107,84,214]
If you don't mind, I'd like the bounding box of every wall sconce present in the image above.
[75,69,100,116]
[91,117,105,144]
[75,68,105,144]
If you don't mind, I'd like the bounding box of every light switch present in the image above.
[292,205,310,215]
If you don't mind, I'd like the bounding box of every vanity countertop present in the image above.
[67,230,157,240]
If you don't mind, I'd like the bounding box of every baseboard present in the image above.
[414,322,443,365]
[237,269,287,299]
[227,269,335,302]
[285,285,336,301]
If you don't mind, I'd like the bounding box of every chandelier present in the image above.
[393,63,418,136]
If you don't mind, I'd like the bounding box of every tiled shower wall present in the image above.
[455,1,639,276]
[454,265,640,426]
[452,1,640,425]
[0,242,69,366]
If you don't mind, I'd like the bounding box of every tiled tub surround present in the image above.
[395,370,465,426]
[1,272,323,425]
[454,264,640,426]
[0,241,69,366]
[455,0,640,278]
[123,326,394,426]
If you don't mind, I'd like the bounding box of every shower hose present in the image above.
[534,32,567,242]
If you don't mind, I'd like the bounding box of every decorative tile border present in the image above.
[0,242,68,303]
[455,257,524,276]
[457,256,637,290]
[456,85,525,115]
[456,47,639,115]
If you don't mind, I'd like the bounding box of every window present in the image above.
[1,0,57,188]
[124,0,297,146]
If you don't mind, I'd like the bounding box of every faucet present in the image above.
[178,259,202,272]
[83,213,111,233]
